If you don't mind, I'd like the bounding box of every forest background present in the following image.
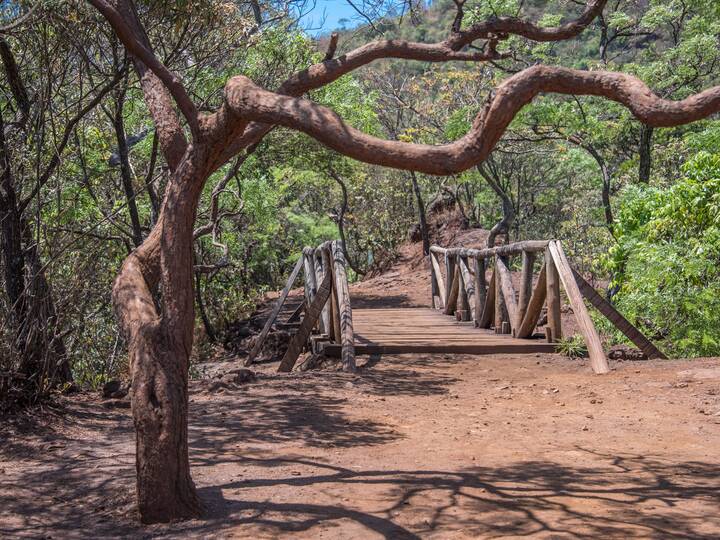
[1,0,719,408]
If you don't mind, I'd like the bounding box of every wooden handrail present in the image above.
[429,238,664,374]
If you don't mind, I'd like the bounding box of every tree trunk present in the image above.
[0,117,71,391]
[409,171,430,255]
[113,153,206,523]
[328,170,364,275]
[638,124,653,184]
[478,165,515,248]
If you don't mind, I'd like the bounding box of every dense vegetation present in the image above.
[1,0,718,410]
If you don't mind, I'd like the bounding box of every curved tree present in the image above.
[88,0,720,523]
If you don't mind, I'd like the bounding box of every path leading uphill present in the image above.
[2,226,720,538]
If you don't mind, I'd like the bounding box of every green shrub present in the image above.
[556,335,589,358]
[603,152,720,357]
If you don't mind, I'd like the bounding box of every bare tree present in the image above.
[88,0,720,523]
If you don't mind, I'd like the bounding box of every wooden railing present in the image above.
[430,240,666,374]
[246,240,355,372]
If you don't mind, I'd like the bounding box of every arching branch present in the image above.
[210,1,608,169]
[224,66,720,176]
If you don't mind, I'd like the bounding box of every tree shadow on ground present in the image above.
[2,365,719,539]
[179,449,720,539]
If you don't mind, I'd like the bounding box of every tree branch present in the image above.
[88,0,198,159]
[224,66,720,176]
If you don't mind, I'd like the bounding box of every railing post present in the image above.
[517,250,535,329]
[331,241,355,372]
[494,255,510,334]
[444,252,456,309]
[545,246,562,342]
[472,256,486,325]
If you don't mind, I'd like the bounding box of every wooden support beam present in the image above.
[315,248,331,335]
[444,253,456,310]
[516,262,546,339]
[473,256,486,325]
[430,251,446,309]
[302,247,317,303]
[278,269,333,372]
[495,256,518,333]
[444,265,461,316]
[457,256,474,319]
[517,251,535,328]
[477,270,495,328]
[545,247,562,343]
[332,241,356,372]
[548,240,609,374]
[286,300,305,324]
[246,255,305,366]
[572,268,667,360]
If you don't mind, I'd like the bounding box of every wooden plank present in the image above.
[278,268,333,372]
[517,251,535,328]
[322,342,557,356]
[246,255,305,366]
[572,268,667,360]
[478,270,496,328]
[516,262,547,339]
[495,256,518,333]
[430,251,446,309]
[332,241,356,372]
[548,241,609,374]
[545,247,562,343]
[444,265,461,316]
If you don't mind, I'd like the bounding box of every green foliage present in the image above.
[604,153,720,357]
[556,335,589,359]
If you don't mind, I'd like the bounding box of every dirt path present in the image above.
[3,229,719,538]
[2,352,720,539]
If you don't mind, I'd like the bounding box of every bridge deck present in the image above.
[323,308,557,356]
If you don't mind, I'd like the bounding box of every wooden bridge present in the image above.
[246,239,666,375]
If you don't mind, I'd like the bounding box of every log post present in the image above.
[302,247,317,303]
[495,255,518,334]
[331,241,355,372]
[517,251,535,328]
[444,265,461,316]
[545,247,562,343]
[494,256,510,333]
[315,248,331,335]
[457,255,474,321]
[444,252,456,308]
[478,269,495,328]
[516,262,547,338]
[472,256,486,326]
[430,251,446,309]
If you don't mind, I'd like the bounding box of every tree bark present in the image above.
[638,124,653,184]
[0,116,71,391]
[478,165,515,248]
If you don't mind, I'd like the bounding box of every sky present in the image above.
[298,1,368,34]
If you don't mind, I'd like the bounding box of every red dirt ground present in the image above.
[2,228,719,539]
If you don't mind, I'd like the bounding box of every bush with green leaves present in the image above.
[604,152,720,357]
